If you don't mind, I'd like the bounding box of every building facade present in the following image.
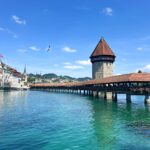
[0,62,28,89]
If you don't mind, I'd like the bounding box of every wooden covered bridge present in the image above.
[30,73,150,104]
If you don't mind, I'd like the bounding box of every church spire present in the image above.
[23,65,26,75]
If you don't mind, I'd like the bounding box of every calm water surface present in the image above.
[0,90,150,150]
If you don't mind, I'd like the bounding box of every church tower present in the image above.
[23,65,28,83]
[90,37,116,79]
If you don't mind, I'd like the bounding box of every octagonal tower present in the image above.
[90,37,116,79]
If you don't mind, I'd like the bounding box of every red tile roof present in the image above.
[90,37,115,57]
[31,73,150,87]
[85,73,150,85]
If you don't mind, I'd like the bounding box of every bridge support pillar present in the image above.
[79,90,81,94]
[144,95,150,104]
[96,91,99,98]
[83,90,85,95]
[103,92,113,100]
[86,90,89,95]
[112,93,117,101]
[106,92,113,100]
[98,92,105,99]
[126,94,131,103]
[92,91,97,97]
[104,92,107,100]
[89,90,92,96]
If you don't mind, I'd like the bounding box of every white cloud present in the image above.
[137,47,143,51]
[62,46,77,53]
[143,64,150,71]
[12,15,26,25]
[76,59,91,65]
[115,73,121,76]
[64,65,84,69]
[17,49,28,53]
[136,64,150,72]
[29,46,39,51]
[0,26,18,38]
[102,7,113,16]
[63,62,72,65]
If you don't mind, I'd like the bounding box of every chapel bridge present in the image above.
[30,73,150,103]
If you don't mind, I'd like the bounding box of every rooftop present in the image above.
[90,37,115,58]
[31,73,150,87]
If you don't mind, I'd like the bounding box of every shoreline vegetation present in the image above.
[28,73,91,83]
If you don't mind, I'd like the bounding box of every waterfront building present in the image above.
[90,37,116,79]
[0,61,28,89]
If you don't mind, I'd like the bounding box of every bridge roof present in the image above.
[85,73,150,85]
[31,73,150,88]
[90,37,115,58]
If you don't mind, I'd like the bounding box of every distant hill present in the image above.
[42,73,58,79]
[28,73,91,83]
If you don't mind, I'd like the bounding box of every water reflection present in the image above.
[0,91,4,106]
[0,91,150,150]
[89,96,150,149]
[0,90,28,110]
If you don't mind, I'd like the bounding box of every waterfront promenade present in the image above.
[30,72,150,103]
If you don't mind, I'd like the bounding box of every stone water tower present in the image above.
[90,37,116,79]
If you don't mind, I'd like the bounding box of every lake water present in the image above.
[0,90,150,150]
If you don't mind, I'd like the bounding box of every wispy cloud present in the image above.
[136,64,150,72]
[54,64,59,67]
[76,59,91,65]
[142,64,150,71]
[140,36,150,41]
[137,47,143,51]
[137,45,150,51]
[63,62,72,65]
[0,26,18,38]
[76,6,91,11]
[64,65,84,69]
[12,15,26,25]
[144,64,150,71]
[62,46,77,53]
[0,27,5,31]
[17,49,28,53]
[29,46,39,51]
[102,7,113,16]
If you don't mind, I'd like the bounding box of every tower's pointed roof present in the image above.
[90,37,115,57]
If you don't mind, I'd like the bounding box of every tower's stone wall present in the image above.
[92,62,113,79]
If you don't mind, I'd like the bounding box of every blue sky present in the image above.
[0,0,150,77]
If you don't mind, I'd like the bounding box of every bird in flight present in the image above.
[47,45,51,52]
